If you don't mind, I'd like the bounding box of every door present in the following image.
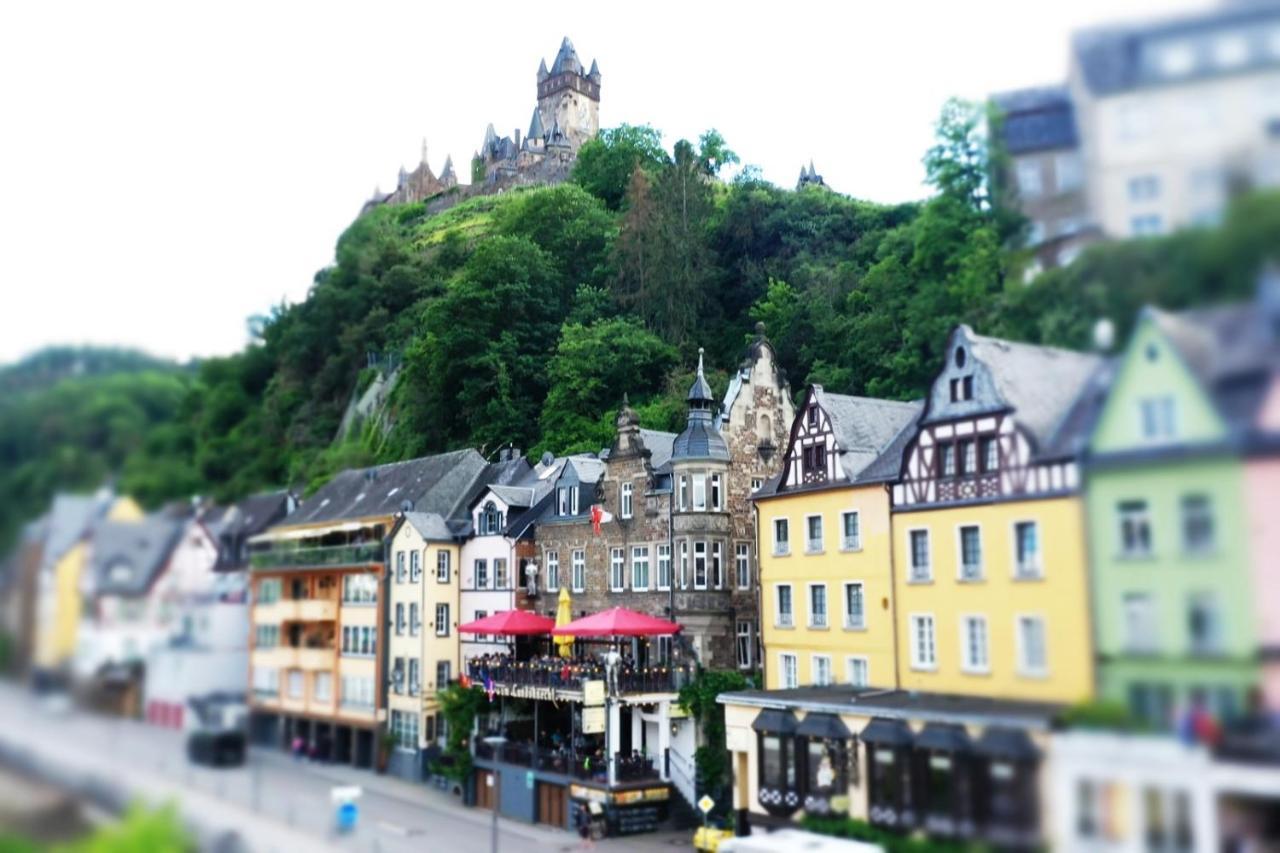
[476,769,496,810]
[536,781,567,828]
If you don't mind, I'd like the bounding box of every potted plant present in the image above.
[377,731,398,773]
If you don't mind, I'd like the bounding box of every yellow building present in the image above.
[889,326,1101,704]
[34,493,141,673]
[755,387,921,691]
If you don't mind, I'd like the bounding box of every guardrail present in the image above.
[249,542,383,570]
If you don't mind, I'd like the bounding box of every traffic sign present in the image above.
[698,795,714,814]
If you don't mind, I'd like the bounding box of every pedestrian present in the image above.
[576,805,594,850]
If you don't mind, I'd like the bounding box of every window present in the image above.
[959,525,983,580]
[679,542,689,588]
[843,582,865,629]
[1016,161,1043,198]
[570,486,579,515]
[760,731,797,798]
[1139,396,1177,441]
[1141,787,1196,853]
[962,376,973,400]
[287,669,304,699]
[657,636,672,664]
[692,474,707,510]
[710,474,723,510]
[620,482,633,519]
[436,660,451,689]
[805,515,823,553]
[847,657,869,687]
[409,603,420,636]
[256,578,282,604]
[809,583,828,628]
[396,551,406,583]
[693,542,708,589]
[709,542,722,588]
[341,574,377,604]
[812,655,833,686]
[545,551,559,591]
[841,511,861,550]
[807,405,819,427]
[802,444,827,476]
[678,476,689,510]
[780,653,798,689]
[558,487,570,516]
[571,550,585,592]
[610,548,625,592]
[391,657,405,694]
[1118,500,1153,558]
[773,518,790,555]
[1180,495,1215,554]
[436,550,450,583]
[910,614,937,669]
[941,444,956,477]
[1017,615,1048,675]
[776,584,794,628]
[340,625,377,657]
[435,603,450,637]
[395,603,405,635]
[1128,174,1160,202]
[474,559,488,589]
[481,501,503,535]
[390,710,419,751]
[981,437,997,471]
[340,675,374,709]
[1014,522,1041,578]
[631,546,650,591]
[736,620,753,669]
[1123,592,1158,653]
[252,667,279,697]
[1131,214,1164,237]
[735,543,750,589]
[960,615,990,673]
[657,544,671,590]
[494,558,508,589]
[313,672,332,702]
[957,440,974,476]
[473,609,488,642]
[1187,591,1222,655]
[751,478,763,493]
[254,624,280,647]
[909,530,931,581]
[1055,152,1082,192]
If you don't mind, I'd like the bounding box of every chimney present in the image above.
[514,128,521,150]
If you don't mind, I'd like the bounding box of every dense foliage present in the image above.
[678,668,752,815]
[2,98,1276,553]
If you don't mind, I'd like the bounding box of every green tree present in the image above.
[571,124,669,209]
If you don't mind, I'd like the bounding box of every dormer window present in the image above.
[955,346,967,368]
[806,406,819,428]
[481,501,503,535]
[570,486,580,515]
[558,488,570,516]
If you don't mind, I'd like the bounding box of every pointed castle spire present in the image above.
[688,348,714,407]
[528,107,545,141]
[421,138,429,166]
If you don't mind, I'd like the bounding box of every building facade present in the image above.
[755,385,921,691]
[890,326,1101,704]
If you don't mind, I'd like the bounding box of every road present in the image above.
[0,683,685,853]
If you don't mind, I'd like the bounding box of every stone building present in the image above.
[530,327,793,671]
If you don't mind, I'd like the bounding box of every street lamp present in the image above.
[483,735,507,853]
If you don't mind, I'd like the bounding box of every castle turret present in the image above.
[527,107,545,144]
[588,58,601,85]
[537,58,550,84]
[397,165,408,189]
[440,154,457,188]
[672,349,729,464]
[536,37,600,150]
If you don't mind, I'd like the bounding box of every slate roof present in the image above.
[489,485,537,508]
[639,429,676,470]
[822,393,923,480]
[284,449,488,528]
[673,351,729,462]
[213,490,293,570]
[992,85,1079,155]
[717,684,1063,730]
[43,493,109,568]
[527,108,544,141]
[90,515,185,597]
[852,404,926,484]
[550,36,584,76]
[1072,3,1280,97]
[401,511,453,542]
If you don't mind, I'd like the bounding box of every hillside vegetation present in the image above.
[3,102,1278,550]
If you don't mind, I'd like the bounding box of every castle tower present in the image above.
[536,37,600,150]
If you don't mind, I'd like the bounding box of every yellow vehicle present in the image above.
[693,825,734,852]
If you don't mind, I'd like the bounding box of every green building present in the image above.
[1085,304,1269,728]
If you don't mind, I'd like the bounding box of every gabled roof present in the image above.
[488,484,536,508]
[401,511,453,542]
[821,392,924,482]
[285,449,488,528]
[43,493,110,567]
[639,429,676,471]
[992,85,1079,155]
[527,108,544,140]
[90,515,184,597]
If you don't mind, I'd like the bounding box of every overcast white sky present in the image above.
[0,0,1203,366]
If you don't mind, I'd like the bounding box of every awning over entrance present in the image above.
[751,707,800,734]
[973,726,1039,760]
[550,607,681,637]
[795,712,852,740]
[915,722,971,752]
[458,610,555,636]
[859,717,913,747]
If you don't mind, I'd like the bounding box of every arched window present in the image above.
[482,502,502,535]
[759,413,772,439]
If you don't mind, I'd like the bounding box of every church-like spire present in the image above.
[672,346,728,462]
[588,58,601,83]
[687,347,714,407]
[537,57,550,82]
[421,138,429,166]
[528,107,545,141]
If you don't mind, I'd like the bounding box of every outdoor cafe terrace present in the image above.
[465,654,694,697]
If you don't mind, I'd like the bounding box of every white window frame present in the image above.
[679,541,689,588]
[775,583,794,628]
[712,541,724,589]
[1015,613,1048,678]
[779,652,798,689]
[436,550,450,583]
[959,613,990,674]
[811,654,833,686]
[410,550,421,582]
[657,544,671,591]
[773,518,790,556]
[692,474,707,511]
[570,486,579,516]
[710,473,723,510]
[609,547,625,592]
[313,671,332,702]
[735,620,753,669]
[434,603,449,637]
[1118,500,1154,559]
[545,550,560,591]
[678,476,688,511]
[909,613,937,671]
[620,482,633,519]
[846,656,870,688]
[807,582,828,629]
[805,514,824,553]
[474,558,488,590]
[1123,591,1158,654]
[631,545,650,592]
[840,510,861,551]
[1011,520,1042,579]
[843,581,866,630]
[956,523,983,581]
[735,542,751,589]
[1138,395,1177,442]
[1180,494,1216,555]
[693,541,708,590]
[571,549,585,592]
[908,527,932,582]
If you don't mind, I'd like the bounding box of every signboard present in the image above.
[614,787,670,804]
[582,680,605,707]
[570,784,608,803]
[582,706,606,734]
[698,795,715,815]
[725,726,752,753]
[526,770,535,790]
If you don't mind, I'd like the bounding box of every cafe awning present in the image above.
[795,712,852,740]
[858,717,913,747]
[751,708,799,734]
[915,722,971,752]
[974,726,1039,761]
[550,607,682,637]
[457,610,555,636]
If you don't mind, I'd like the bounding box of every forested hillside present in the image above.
[3,100,1278,551]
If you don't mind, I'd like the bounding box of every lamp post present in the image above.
[483,735,507,853]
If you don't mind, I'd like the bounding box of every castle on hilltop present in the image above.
[360,38,600,216]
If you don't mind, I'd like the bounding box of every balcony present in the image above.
[466,657,693,696]
[475,741,660,785]
[297,647,334,669]
[250,541,383,571]
[296,599,338,621]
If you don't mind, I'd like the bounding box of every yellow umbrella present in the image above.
[554,587,574,658]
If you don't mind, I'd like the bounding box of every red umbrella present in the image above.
[550,607,682,637]
[457,610,555,636]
